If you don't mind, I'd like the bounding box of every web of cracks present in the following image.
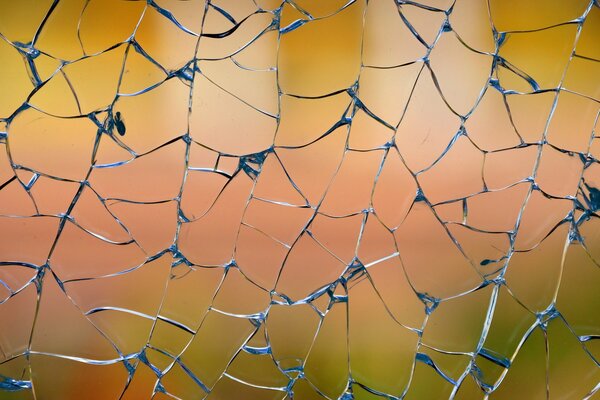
[0,0,599,399]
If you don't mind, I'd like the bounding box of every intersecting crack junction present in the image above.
[0,0,599,399]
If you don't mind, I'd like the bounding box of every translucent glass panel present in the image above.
[0,0,599,399]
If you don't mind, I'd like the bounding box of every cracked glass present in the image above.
[0,0,599,399]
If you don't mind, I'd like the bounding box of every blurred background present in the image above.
[0,0,598,399]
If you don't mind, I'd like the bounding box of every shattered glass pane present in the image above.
[0,0,599,398]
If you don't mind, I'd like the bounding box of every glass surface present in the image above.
[0,0,598,399]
